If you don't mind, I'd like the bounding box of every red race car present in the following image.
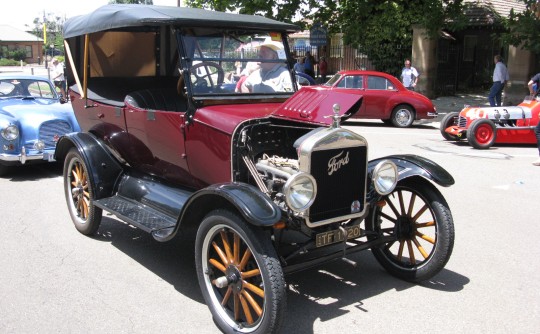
[440,97,540,149]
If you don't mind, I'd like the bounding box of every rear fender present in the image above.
[369,154,454,187]
[54,132,123,199]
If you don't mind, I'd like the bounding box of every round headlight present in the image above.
[2,125,19,141]
[372,160,398,195]
[283,172,317,213]
[34,140,45,151]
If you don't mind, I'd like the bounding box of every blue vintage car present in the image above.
[0,74,80,176]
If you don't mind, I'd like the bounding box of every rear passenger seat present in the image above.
[125,88,188,112]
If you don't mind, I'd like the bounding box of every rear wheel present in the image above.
[64,148,102,235]
[367,178,454,282]
[391,105,415,128]
[467,118,497,149]
[439,112,461,141]
[195,210,285,334]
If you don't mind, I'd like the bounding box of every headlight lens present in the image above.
[284,172,317,213]
[1,125,19,140]
[372,160,398,195]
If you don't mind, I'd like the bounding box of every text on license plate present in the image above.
[315,225,362,247]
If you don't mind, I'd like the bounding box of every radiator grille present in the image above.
[458,116,467,128]
[39,120,72,148]
[308,146,367,223]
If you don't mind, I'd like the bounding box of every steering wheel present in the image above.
[190,62,225,91]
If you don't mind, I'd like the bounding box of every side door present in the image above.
[332,75,366,115]
[363,75,397,119]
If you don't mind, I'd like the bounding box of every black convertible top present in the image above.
[63,4,299,38]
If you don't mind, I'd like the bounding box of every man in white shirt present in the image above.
[51,58,66,99]
[488,55,509,107]
[241,41,292,93]
[400,59,419,90]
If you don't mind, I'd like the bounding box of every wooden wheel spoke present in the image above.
[398,190,406,215]
[234,294,240,321]
[234,234,240,265]
[239,248,252,271]
[413,237,429,259]
[212,241,229,267]
[416,231,435,244]
[385,197,400,217]
[241,289,263,317]
[397,240,404,261]
[243,280,264,298]
[416,221,435,228]
[209,258,227,273]
[239,293,254,324]
[379,211,397,223]
[221,286,232,306]
[241,268,261,279]
[411,204,429,222]
[406,240,416,264]
[380,227,394,234]
[220,231,234,264]
[407,193,416,217]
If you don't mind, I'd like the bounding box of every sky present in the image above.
[0,0,180,31]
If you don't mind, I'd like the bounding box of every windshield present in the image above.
[0,78,57,99]
[179,29,296,97]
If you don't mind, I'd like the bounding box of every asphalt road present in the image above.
[1,120,539,333]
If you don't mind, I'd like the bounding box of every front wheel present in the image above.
[439,112,461,141]
[195,210,286,334]
[467,118,497,149]
[391,105,415,128]
[367,178,454,282]
[64,148,102,235]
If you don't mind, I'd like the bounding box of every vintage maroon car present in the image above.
[440,97,540,149]
[320,70,437,127]
[54,5,455,333]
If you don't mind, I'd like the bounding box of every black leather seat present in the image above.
[125,88,187,112]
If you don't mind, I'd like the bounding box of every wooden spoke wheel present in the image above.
[196,210,285,334]
[367,178,454,282]
[63,148,102,235]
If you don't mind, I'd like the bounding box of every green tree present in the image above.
[501,0,540,54]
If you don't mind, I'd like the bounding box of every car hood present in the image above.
[271,86,363,124]
[0,98,79,129]
[194,87,363,134]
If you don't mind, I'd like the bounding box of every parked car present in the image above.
[320,70,437,127]
[55,5,455,334]
[440,97,539,149]
[0,75,79,176]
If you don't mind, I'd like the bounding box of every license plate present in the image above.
[315,225,362,247]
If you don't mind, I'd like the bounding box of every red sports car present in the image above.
[320,70,437,127]
[440,97,540,149]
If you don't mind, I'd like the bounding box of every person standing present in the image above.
[527,72,540,96]
[400,59,419,90]
[304,51,315,79]
[293,57,305,73]
[51,58,66,99]
[488,55,509,107]
[318,56,328,83]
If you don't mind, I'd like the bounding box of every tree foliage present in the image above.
[501,0,540,54]
[186,0,469,74]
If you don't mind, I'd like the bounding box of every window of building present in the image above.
[463,35,477,62]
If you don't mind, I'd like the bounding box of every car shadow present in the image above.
[89,215,469,333]
[1,162,63,181]
[281,254,468,333]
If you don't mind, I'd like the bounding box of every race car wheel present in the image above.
[391,105,415,128]
[467,118,497,149]
[63,148,102,235]
[195,210,285,334]
[367,178,454,282]
[439,112,461,141]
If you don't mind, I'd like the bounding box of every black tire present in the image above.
[195,210,285,334]
[63,148,102,235]
[439,112,461,141]
[367,178,454,282]
[0,164,10,177]
[391,105,415,128]
[467,118,497,149]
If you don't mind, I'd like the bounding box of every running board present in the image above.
[95,195,177,234]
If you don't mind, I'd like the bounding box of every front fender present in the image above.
[369,154,454,187]
[54,132,123,199]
